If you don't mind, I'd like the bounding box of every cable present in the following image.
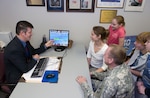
[62,48,67,58]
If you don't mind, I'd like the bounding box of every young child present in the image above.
[137,32,150,98]
[127,32,149,81]
[107,15,126,47]
[87,26,108,72]
[129,32,150,98]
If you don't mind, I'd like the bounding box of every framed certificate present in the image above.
[26,0,45,6]
[100,10,117,23]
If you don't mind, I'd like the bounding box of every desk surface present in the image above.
[9,43,92,98]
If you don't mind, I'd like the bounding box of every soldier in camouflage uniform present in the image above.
[76,44,135,98]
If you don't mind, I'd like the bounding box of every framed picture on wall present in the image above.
[96,0,125,8]
[47,0,64,12]
[124,0,146,11]
[66,0,95,12]
[100,10,117,23]
[26,0,45,6]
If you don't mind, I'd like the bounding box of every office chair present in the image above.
[0,51,16,98]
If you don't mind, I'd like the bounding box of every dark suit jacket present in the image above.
[4,36,47,83]
[145,88,150,97]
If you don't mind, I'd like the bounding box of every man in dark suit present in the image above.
[4,21,53,85]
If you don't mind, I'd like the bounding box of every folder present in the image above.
[42,71,58,83]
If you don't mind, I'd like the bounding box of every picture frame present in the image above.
[96,0,125,8]
[26,0,45,6]
[66,0,95,12]
[124,0,146,11]
[100,10,117,23]
[47,0,64,12]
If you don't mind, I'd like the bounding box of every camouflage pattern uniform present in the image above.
[79,63,135,98]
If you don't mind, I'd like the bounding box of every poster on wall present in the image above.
[124,0,146,11]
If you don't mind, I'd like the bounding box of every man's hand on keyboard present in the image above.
[32,54,40,60]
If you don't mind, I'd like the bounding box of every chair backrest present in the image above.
[0,32,14,46]
[0,50,13,95]
[0,51,5,83]
[124,35,136,56]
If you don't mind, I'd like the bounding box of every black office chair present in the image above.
[0,51,16,98]
[125,48,135,62]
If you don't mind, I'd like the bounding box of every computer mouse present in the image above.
[46,74,55,79]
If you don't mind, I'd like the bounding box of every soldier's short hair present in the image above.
[109,44,126,65]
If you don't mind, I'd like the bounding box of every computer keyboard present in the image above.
[31,57,49,78]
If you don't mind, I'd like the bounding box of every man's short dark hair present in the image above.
[16,20,34,35]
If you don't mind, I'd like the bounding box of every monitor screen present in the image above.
[49,29,69,47]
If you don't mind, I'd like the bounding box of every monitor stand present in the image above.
[54,46,66,52]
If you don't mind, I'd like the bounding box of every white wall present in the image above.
[0,0,150,48]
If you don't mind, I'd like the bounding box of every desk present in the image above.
[9,43,92,98]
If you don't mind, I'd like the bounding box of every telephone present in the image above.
[40,35,47,48]
[0,41,6,48]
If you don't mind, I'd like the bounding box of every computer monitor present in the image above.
[49,29,69,52]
